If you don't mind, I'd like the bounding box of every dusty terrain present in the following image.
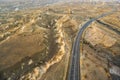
[0,2,120,80]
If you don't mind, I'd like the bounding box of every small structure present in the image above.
[15,7,19,11]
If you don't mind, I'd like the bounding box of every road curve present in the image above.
[67,8,116,80]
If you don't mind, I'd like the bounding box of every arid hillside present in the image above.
[0,2,120,80]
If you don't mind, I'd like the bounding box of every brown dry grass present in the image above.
[100,12,120,30]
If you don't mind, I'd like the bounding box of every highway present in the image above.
[67,8,116,80]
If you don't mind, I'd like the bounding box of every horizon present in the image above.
[0,0,120,2]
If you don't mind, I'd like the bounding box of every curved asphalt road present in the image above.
[67,8,116,80]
